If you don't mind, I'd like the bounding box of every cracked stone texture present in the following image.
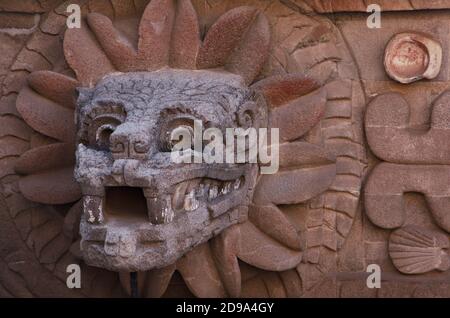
[75,70,258,272]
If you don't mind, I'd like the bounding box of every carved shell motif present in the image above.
[0,0,366,297]
[384,32,442,84]
[389,226,450,275]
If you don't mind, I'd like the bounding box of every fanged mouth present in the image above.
[83,176,245,225]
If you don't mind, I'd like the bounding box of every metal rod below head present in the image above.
[130,272,139,298]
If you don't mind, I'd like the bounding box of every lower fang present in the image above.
[234,179,241,190]
[184,190,199,211]
[146,195,174,224]
[83,195,104,224]
[209,186,218,200]
[221,182,232,195]
[197,184,207,198]
[172,181,188,211]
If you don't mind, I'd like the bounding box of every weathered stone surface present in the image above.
[366,92,450,164]
[11,0,450,299]
[0,116,32,141]
[197,6,257,69]
[249,204,302,250]
[119,265,175,298]
[365,163,450,232]
[19,167,81,205]
[269,88,327,142]
[389,226,450,274]
[338,12,450,82]
[74,69,260,271]
[0,0,60,13]
[237,222,303,271]
[28,71,78,109]
[176,243,227,298]
[16,86,75,142]
[303,0,450,12]
[210,225,241,298]
[253,164,336,205]
[0,13,37,29]
[170,0,200,69]
[64,21,115,86]
[15,143,75,175]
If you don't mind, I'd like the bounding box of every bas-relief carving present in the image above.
[1,0,450,298]
[389,226,450,275]
[364,29,450,277]
[3,0,355,297]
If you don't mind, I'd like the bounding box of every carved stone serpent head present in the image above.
[75,69,267,271]
[15,0,336,293]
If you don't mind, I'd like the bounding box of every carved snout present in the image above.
[110,124,151,160]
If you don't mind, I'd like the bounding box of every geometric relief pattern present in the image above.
[365,82,450,275]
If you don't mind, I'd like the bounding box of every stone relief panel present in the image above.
[0,0,449,298]
[336,8,450,297]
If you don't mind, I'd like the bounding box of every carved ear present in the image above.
[252,74,327,142]
[237,93,267,130]
[197,6,271,85]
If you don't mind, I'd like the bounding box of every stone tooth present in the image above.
[197,183,207,198]
[209,185,218,201]
[163,196,174,223]
[83,195,104,224]
[221,182,232,195]
[184,190,199,212]
[172,181,189,211]
[146,194,174,225]
[234,178,241,190]
[389,226,450,274]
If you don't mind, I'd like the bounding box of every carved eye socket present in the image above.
[86,116,124,150]
[95,124,117,150]
[83,104,126,150]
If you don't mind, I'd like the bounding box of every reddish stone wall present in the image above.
[1,0,450,298]
[302,0,450,12]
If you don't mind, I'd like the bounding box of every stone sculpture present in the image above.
[1,0,449,298]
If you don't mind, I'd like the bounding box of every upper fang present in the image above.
[209,186,218,200]
[184,190,199,211]
[234,178,241,190]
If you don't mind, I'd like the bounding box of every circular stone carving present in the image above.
[384,32,442,84]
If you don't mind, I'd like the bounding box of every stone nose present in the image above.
[110,130,151,160]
